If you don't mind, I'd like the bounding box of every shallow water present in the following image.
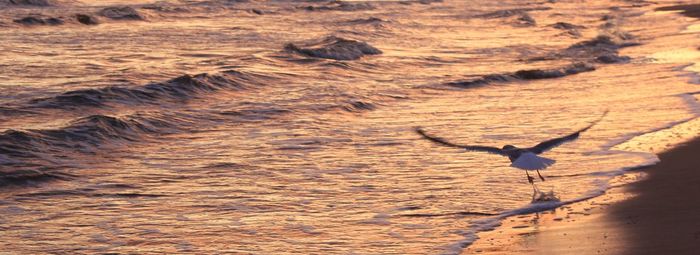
[1,0,699,254]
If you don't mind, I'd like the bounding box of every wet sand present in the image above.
[466,136,700,254]
[656,4,700,19]
[609,136,700,255]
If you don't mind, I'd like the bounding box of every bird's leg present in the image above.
[536,169,545,181]
[526,171,540,200]
[526,171,535,184]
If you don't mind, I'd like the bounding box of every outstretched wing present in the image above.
[415,128,506,156]
[528,111,608,154]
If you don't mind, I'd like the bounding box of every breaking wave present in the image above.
[0,114,183,186]
[28,70,273,109]
[442,62,595,88]
[285,36,382,61]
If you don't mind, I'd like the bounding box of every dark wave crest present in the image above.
[0,106,37,116]
[1,0,52,6]
[341,17,385,25]
[285,36,382,60]
[298,2,374,12]
[99,6,144,20]
[342,100,377,112]
[0,114,180,186]
[444,62,595,88]
[29,70,271,109]
[475,7,552,19]
[0,169,74,187]
[534,11,640,64]
[1,114,170,155]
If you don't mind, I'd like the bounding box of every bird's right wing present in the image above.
[415,128,506,155]
[528,110,608,154]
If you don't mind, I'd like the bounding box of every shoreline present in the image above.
[464,135,700,254]
[465,3,700,254]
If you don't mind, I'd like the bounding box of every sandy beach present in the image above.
[610,136,700,254]
[466,136,700,254]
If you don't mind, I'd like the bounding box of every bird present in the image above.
[416,112,606,189]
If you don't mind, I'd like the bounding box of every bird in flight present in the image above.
[416,112,606,189]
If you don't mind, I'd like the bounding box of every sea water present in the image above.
[0,0,699,254]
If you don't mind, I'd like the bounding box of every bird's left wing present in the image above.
[528,111,608,154]
[415,128,506,155]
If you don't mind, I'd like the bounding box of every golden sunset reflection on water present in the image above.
[0,0,699,254]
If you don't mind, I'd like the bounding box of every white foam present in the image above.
[603,89,700,153]
[440,189,605,255]
[679,92,700,114]
[600,116,696,150]
[441,154,660,255]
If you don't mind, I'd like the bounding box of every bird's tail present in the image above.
[511,152,556,170]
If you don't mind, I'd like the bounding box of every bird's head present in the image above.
[502,145,516,150]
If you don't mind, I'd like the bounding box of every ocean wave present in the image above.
[17,189,166,198]
[515,62,595,79]
[75,14,99,25]
[1,114,170,151]
[0,113,183,186]
[285,36,382,61]
[1,0,51,6]
[11,13,99,26]
[1,0,81,7]
[141,3,191,13]
[342,100,377,112]
[398,211,498,217]
[476,8,543,27]
[475,7,552,19]
[99,6,144,20]
[435,15,638,90]
[0,106,36,116]
[29,70,271,109]
[0,169,74,187]
[217,107,292,121]
[414,0,443,4]
[13,16,63,26]
[567,34,639,52]
[443,62,595,88]
[550,22,584,37]
[551,22,585,30]
[528,34,638,63]
[298,2,374,12]
[340,17,385,26]
[534,12,640,63]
